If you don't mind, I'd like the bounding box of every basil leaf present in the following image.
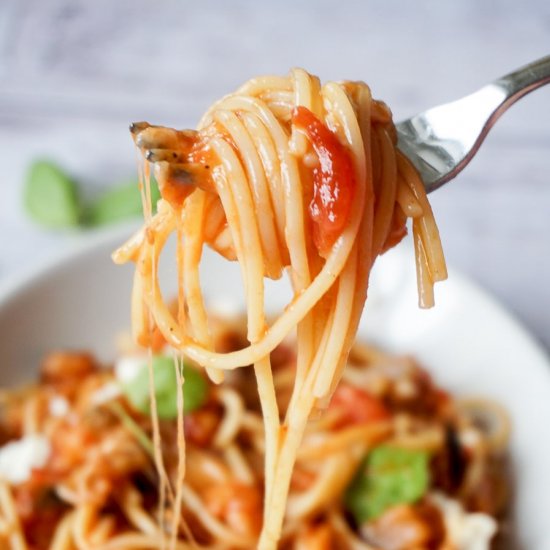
[123,355,208,419]
[345,445,430,523]
[24,160,80,227]
[88,178,161,226]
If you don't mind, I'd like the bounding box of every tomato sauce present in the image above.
[292,107,356,255]
[330,384,390,427]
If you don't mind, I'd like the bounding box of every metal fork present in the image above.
[396,55,550,193]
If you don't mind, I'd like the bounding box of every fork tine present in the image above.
[154,161,215,196]
[145,149,186,163]
[135,127,181,150]
[132,124,198,151]
[129,121,150,135]
[154,161,196,186]
[130,123,214,195]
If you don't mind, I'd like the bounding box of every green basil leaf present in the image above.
[123,355,208,419]
[24,160,80,227]
[88,178,161,226]
[345,445,430,523]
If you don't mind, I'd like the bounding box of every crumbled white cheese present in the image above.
[0,435,51,484]
[91,355,149,406]
[459,427,483,449]
[91,382,121,405]
[430,492,497,550]
[115,355,146,384]
[48,396,70,417]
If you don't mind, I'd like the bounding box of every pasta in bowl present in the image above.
[0,316,509,549]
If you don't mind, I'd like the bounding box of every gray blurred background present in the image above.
[1,0,549,348]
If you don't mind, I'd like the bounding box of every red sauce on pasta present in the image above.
[292,106,356,254]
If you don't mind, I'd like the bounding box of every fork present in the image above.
[396,55,550,193]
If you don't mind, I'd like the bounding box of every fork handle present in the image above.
[493,54,550,111]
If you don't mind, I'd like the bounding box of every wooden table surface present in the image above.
[1,0,549,350]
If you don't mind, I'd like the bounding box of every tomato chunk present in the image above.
[292,107,356,254]
[330,384,390,427]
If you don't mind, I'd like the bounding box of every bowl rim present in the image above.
[0,223,139,310]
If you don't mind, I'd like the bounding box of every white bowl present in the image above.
[0,225,549,549]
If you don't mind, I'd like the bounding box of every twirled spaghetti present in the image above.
[0,325,510,549]
[112,69,448,548]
